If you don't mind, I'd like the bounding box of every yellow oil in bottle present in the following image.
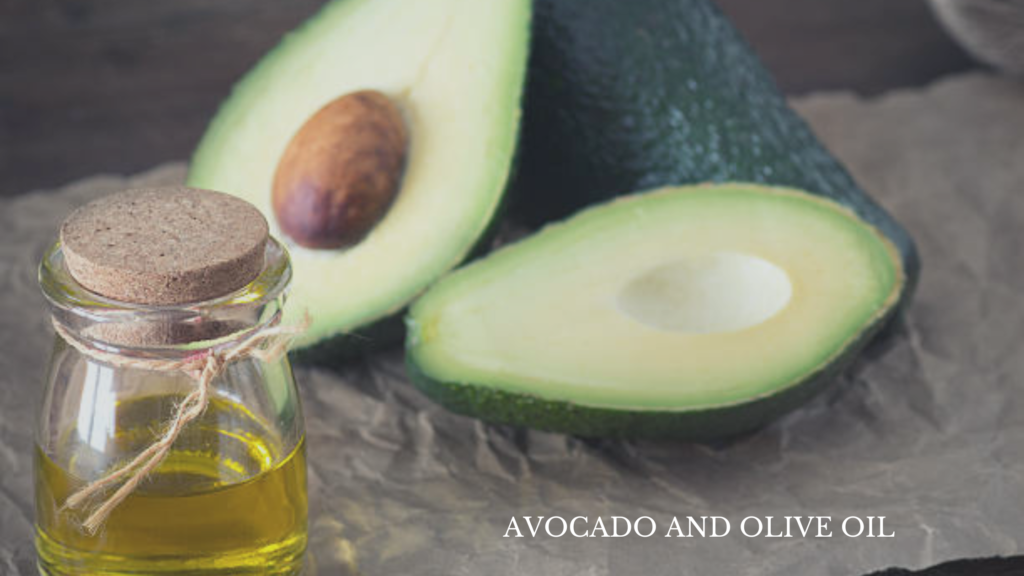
[35,395,307,576]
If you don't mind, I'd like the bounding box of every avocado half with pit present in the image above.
[406,184,905,439]
[188,0,531,349]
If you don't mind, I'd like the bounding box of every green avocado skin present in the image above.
[407,302,895,440]
[514,0,919,291]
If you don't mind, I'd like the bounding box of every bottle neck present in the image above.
[40,238,292,355]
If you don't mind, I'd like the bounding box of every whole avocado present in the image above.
[514,0,919,294]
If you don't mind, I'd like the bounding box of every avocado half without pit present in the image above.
[188,0,531,349]
[406,184,905,440]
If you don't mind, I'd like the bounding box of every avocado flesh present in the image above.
[516,0,918,299]
[188,0,530,348]
[407,184,903,438]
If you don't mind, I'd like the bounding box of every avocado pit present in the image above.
[272,90,408,249]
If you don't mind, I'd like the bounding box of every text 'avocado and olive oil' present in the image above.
[189,0,917,440]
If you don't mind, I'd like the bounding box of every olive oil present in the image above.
[35,395,307,576]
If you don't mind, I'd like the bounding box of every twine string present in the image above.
[51,313,309,534]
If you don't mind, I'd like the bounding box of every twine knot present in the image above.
[51,313,310,533]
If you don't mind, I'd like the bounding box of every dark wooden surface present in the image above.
[0,0,978,196]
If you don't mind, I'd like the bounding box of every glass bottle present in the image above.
[35,235,307,575]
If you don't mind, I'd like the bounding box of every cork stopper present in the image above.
[60,187,268,306]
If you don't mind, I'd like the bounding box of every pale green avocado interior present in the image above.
[188,0,531,346]
[408,184,903,410]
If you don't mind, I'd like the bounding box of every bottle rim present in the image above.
[39,237,293,352]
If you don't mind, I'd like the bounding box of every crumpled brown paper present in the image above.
[2,73,1024,575]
